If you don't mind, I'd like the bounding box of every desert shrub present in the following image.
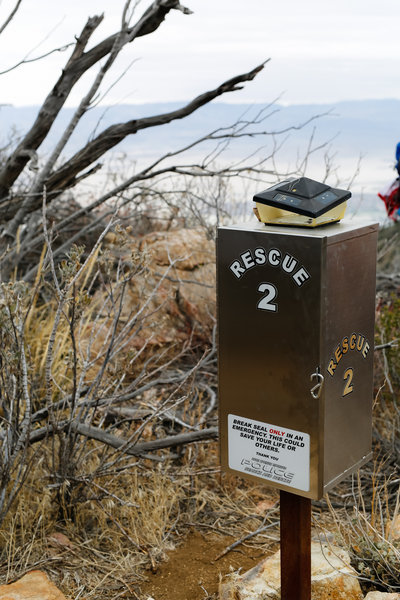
[0,217,220,547]
[326,285,400,594]
[329,471,400,594]
[375,294,400,397]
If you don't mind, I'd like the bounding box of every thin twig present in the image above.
[375,339,398,351]
[214,520,279,561]
[0,0,22,36]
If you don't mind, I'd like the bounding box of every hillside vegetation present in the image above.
[0,220,397,599]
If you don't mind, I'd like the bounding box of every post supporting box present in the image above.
[217,220,378,500]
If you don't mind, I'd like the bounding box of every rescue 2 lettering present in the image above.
[230,247,310,287]
[327,333,370,376]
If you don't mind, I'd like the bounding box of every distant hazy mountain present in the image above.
[1,99,398,221]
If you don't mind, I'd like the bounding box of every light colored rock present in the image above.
[140,228,214,271]
[0,570,67,600]
[137,228,216,343]
[364,593,400,599]
[47,532,73,549]
[254,498,278,514]
[386,514,400,541]
[84,228,216,367]
[219,541,363,600]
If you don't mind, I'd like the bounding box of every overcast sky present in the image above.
[0,0,400,107]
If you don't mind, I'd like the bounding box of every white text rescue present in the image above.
[229,247,310,287]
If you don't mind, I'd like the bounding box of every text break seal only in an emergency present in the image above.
[228,414,310,491]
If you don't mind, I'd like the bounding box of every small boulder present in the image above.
[87,228,216,355]
[364,593,400,599]
[139,228,214,271]
[137,228,216,343]
[219,541,363,599]
[0,570,67,600]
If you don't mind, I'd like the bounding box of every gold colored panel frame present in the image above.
[254,201,347,227]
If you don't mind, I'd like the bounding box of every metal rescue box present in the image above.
[217,220,378,500]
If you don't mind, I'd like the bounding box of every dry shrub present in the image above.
[328,469,400,594]
[0,436,279,598]
[324,289,400,595]
[375,294,400,399]
[0,224,280,598]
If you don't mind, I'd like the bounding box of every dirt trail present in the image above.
[140,529,268,600]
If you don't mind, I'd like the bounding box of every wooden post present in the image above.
[280,490,311,600]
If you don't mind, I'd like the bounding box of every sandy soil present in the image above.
[140,529,270,600]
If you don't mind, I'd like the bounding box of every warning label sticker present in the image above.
[228,414,310,491]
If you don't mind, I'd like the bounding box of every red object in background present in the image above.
[378,179,400,220]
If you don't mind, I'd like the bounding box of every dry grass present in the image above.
[0,437,281,599]
[327,469,400,594]
[0,227,399,599]
[0,260,279,597]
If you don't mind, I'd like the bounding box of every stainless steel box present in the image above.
[217,220,378,500]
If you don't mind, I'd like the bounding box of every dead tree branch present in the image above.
[0,43,75,76]
[29,421,218,456]
[0,0,23,36]
[44,63,266,196]
[376,273,400,293]
[375,339,399,351]
[0,0,192,205]
[214,519,279,561]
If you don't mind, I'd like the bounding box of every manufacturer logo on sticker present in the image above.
[241,458,294,484]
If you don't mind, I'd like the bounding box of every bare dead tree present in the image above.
[0,0,334,282]
[0,1,265,261]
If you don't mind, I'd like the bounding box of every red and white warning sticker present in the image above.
[228,414,310,491]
